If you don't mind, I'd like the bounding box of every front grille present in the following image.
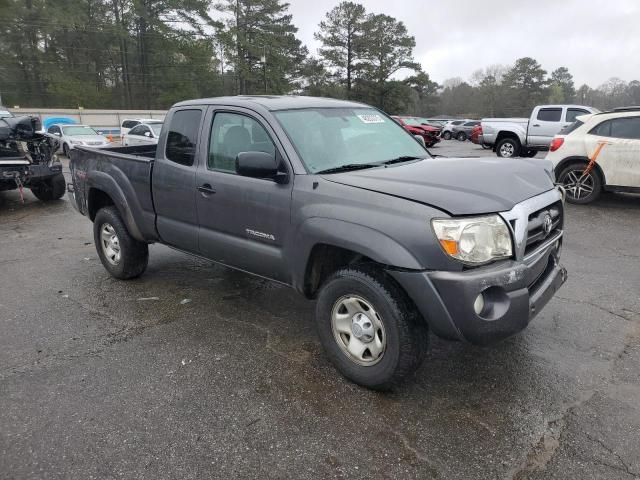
[524,201,563,255]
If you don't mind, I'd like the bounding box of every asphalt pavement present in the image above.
[1,141,639,479]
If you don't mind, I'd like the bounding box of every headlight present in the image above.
[431,215,512,264]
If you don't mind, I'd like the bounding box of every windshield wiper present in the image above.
[316,163,379,174]
[380,155,426,165]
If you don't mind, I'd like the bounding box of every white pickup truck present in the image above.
[482,105,599,158]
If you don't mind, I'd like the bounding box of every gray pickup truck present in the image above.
[69,96,567,390]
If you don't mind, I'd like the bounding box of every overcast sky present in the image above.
[285,0,640,87]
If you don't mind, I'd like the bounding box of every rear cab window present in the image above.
[165,109,203,166]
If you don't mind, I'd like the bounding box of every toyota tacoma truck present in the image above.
[1,111,65,201]
[68,96,567,390]
[482,104,598,158]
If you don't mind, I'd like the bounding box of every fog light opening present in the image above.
[473,293,485,315]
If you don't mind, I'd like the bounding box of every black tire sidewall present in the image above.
[30,173,65,201]
[443,131,451,140]
[557,163,602,204]
[315,267,427,390]
[93,206,149,279]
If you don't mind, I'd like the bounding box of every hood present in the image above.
[68,135,108,144]
[321,157,555,215]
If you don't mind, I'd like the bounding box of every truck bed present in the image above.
[69,144,159,242]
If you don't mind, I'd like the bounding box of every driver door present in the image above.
[195,107,293,283]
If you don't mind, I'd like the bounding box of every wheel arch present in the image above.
[555,156,607,187]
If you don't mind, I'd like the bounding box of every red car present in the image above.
[470,124,491,149]
[391,116,441,147]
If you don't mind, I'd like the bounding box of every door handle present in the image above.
[533,124,541,127]
[197,184,216,195]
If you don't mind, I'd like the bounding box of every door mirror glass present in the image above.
[236,151,280,180]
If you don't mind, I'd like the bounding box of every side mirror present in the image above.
[236,151,285,182]
[54,132,61,136]
[414,135,426,147]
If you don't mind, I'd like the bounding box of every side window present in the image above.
[589,120,611,137]
[537,108,562,122]
[122,120,138,129]
[566,109,590,123]
[165,109,202,166]
[610,117,640,140]
[48,126,59,134]
[208,112,276,173]
[128,125,145,136]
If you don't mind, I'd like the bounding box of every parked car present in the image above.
[0,107,13,119]
[547,107,640,204]
[69,96,567,390]
[122,122,163,146]
[441,120,468,140]
[482,105,599,158]
[451,120,480,141]
[470,124,491,149]
[120,118,163,136]
[0,113,65,201]
[46,124,110,157]
[391,116,441,147]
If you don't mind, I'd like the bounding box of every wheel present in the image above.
[442,131,452,140]
[30,173,66,202]
[556,162,602,204]
[496,138,520,158]
[456,132,467,141]
[63,143,70,157]
[93,206,149,279]
[315,265,428,390]
[522,149,537,158]
[481,143,492,150]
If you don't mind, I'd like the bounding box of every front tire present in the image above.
[30,173,66,202]
[496,137,520,158]
[557,162,602,204]
[457,132,467,141]
[315,266,428,390]
[442,131,452,140]
[93,206,149,279]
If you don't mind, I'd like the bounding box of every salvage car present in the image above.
[0,113,65,201]
[46,124,110,157]
[122,121,163,146]
[69,96,567,390]
[547,107,640,203]
[391,116,441,147]
[482,105,598,158]
[451,120,480,141]
[441,120,468,140]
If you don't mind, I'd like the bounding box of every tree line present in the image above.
[1,0,638,117]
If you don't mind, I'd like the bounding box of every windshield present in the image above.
[400,117,423,126]
[63,126,98,136]
[149,123,163,135]
[274,108,429,173]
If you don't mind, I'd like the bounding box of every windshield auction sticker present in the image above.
[357,114,385,124]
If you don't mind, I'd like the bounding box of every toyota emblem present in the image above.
[542,214,553,236]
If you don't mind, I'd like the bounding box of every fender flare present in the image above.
[86,170,146,242]
[290,217,423,291]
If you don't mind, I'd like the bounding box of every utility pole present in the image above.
[261,45,267,94]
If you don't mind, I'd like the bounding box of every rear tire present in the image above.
[556,162,602,204]
[457,132,467,141]
[30,173,66,202]
[93,206,149,279]
[496,137,520,158]
[315,265,428,390]
[442,131,452,140]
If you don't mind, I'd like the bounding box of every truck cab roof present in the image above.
[172,95,368,112]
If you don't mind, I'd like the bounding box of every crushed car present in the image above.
[0,110,65,202]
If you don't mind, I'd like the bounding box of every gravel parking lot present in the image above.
[1,142,639,479]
